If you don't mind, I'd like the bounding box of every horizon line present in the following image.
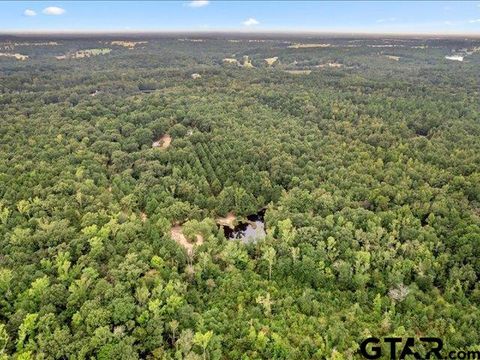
[1,29,480,38]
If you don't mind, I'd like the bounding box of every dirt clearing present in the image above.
[170,225,204,255]
[223,58,240,66]
[316,63,344,68]
[284,70,312,75]
[56,48,111,60]
[288,43,331,49]
[264,57,278,66]
[385,55,400,61]
[216,213,236,229]
[110,41,147,48]
[152,134,172,149]
[0,53,28,60]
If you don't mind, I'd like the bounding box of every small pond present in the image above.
[223,209,266,243]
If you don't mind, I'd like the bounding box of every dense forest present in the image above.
[0,34,479,359]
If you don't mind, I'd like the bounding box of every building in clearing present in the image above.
[445,55,464,62]
[191,73,201,79]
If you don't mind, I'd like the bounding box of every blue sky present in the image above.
[1,1,480,34]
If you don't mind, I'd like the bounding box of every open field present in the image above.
[0,52,28,60]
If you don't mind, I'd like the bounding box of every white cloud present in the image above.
[469,19,480,23]
[23,9,37,16]
[444,21,453,25]
[187,0,209,8]
[242,18,259,26]
[42,6,66,15]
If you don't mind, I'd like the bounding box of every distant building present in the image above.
[191,73,201,79]
[445,55,464,62]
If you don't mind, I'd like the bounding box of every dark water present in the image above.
[224,209,266,243]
